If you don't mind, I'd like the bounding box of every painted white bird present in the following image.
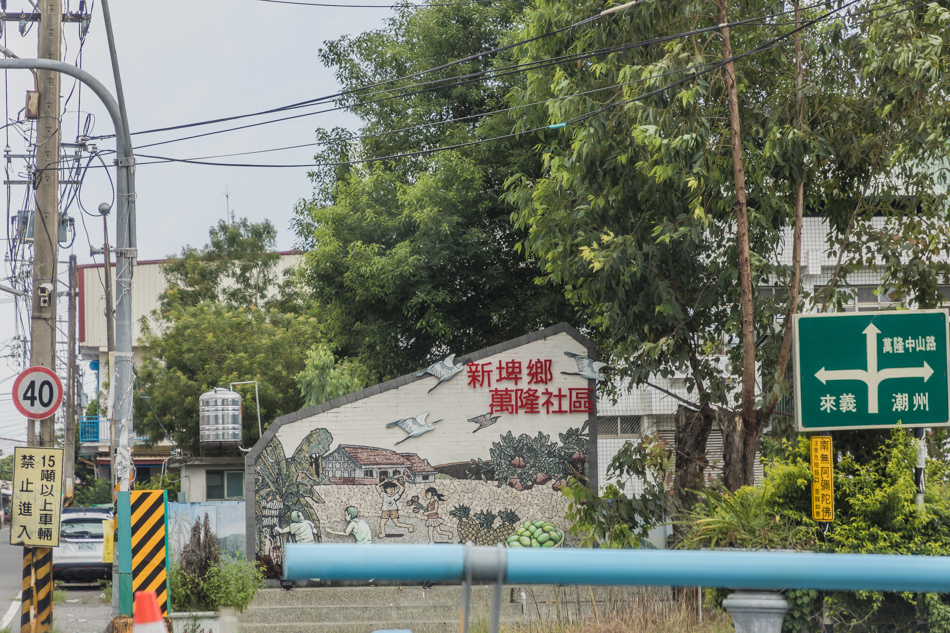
[386,412,443,445]
[561,351,609,382]
[468,412,501,433]
[416,354,466,392]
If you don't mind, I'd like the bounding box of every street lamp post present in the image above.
[0,54,137,625]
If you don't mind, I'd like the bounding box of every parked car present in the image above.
[53,509,113,583]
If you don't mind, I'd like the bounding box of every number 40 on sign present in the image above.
[12,366,64,420]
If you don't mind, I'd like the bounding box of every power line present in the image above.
[255,0,499,7]
[129,0,882,170]
[95,0,832,153]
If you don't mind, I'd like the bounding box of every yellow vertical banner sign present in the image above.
[811,436,834,522]
[11,447,63,633]
[130,490,169,617]
[102,519,114,563]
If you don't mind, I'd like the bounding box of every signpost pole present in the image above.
[914,427,926,509]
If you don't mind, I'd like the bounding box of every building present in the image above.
[76,253,302,484]
[321,445,438,485]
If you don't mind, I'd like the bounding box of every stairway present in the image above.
[239,584,671,633]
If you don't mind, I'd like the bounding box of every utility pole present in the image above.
[64,255,78,501]
[100,203,116,487]
[23,0,63,630]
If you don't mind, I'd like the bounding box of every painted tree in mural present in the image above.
[480,423,588,491]
[255,428,333,566]
[505,0,950,497]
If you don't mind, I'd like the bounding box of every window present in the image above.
[61,519,106,539]
[364,470,374,478]
[597,416,642,438]
[206,470,244,500]
[813,285,899,312]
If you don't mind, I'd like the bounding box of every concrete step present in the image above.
[240,603,524,624]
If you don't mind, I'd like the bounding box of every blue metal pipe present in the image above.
[284,544,950,593]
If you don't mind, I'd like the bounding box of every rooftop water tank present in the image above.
[199,388,242,449]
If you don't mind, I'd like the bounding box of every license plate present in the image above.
[77,543,96,551]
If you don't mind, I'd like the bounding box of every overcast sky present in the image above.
[0,0,387,456]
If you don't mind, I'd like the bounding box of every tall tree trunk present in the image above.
[672,405,715,542]
[717,0,759,491]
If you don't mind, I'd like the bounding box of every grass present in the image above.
[467,587,734,633]
[51,589,68,605]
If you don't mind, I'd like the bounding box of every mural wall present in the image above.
[246,324,598,576]
[168,501,246,561]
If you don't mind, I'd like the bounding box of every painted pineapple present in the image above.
[495,508,520,542]
[450,504,479,544]
[472,510,499,546]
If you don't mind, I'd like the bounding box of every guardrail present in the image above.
[284,544,950,633]
[78,416,147,444]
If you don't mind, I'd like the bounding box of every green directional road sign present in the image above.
[794,310,950,431]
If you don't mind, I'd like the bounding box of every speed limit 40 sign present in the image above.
[12,366,64,420]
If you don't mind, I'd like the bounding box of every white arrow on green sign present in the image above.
[794,310,950,431]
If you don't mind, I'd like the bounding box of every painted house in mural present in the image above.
[322,445,438,485]
[246,323,598,575]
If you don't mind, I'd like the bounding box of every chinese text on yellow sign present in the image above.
[810,436,834,522]
[10,447,63,547]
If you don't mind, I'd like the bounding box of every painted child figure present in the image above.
[423,487,454,543]
[376,477,414,538]
[327,506,373,544]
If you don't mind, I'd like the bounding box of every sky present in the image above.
[0,0,390,457]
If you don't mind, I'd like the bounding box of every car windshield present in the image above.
[61,519,105,539]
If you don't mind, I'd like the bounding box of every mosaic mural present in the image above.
[248,325,597,577]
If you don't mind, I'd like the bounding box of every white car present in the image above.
[53,509,112,583]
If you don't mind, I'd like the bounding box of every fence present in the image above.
[284,544,950,632]
[78,416,147,444]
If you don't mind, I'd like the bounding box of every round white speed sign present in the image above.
[12,366,64,420]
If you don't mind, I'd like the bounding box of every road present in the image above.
[0,525,112,633]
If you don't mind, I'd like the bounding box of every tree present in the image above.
[505,0,950,495]
[0,454,12,481]
[292,0,577,381]
[160,218,281,312]
[134,303,322,453]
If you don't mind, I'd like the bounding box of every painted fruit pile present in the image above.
[451,505,520,546]
[506,520,563,548]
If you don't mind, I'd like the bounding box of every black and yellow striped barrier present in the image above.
[20,547,32,633]
[117,490,170,617]
[33,548,53,631]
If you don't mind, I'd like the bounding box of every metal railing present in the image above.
[78,416,147,444]
[284,544,950,633]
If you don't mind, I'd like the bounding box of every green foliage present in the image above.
[295,345,369,408]
[683,430,950,631]
[74,477,112,506]
[473,510,497,530]
[136,472,182,499]
[292,0,575,381]
[679,484,817,551]
[505,0,950,489]
[562,434,671,549]
[160,218,280,312]
[0,454,12,481]
[204,555,265,613]
[171,513,262,614]
[172,514,221,612]
[135,303,322,452]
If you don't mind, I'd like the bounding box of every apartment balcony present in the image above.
[78,415,148,445]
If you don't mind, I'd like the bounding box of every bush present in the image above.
[74,477,112,506]
[170,513,263,613]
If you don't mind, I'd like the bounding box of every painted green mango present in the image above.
[519,536,531,547]
[537,533,550,544]
[541,541,555,548]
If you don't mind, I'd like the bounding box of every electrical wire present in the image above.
[127,0,900,170]
[256,0,500,6]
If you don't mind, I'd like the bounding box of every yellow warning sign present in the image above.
[811,436,834,522]
[10,447,63,547]
[102,520,114,563]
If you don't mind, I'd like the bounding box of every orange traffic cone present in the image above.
[133,591,166,633]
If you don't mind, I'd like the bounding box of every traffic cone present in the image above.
[133,591,166,633]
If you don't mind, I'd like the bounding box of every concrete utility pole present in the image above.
[64,255,78,499]
[22,0,63,631]
[29,0,62,449]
